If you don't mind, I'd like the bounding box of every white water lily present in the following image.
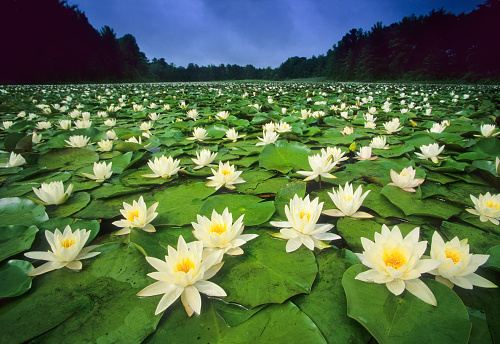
[262,122,276,132]
[364,121,377,129]
[24,226,100,276]
[326,146,348,164]
[58,119,72,130]
[479,124,500,137]
[383,118,403,134]
[149,113,160,121]
[340,126,354,135]
[74,119,91,129]
[112,196,159,235]
[298,149,338,181]
[299,109,311,120]
[126,136,142,144]
[81,161,113,182]
[356,146,377,160]
[187,127,208,141]
[415,143,445,163]
[65,135,90,147]
[323,182,373,218]
[133,104,144,112]
[106,129,117,140]
[427,122,446,133]
[104,118,116,127]
[270,194,340,252]
[143,155,181,178]
[225,128,244,142]
[275,121,292,133]
[355,225,440,306]
[36,121,52,130]
[312,110,325,118]
[370,136,389,150]
[97,139,113,152]
[137,235,226,316]
[466,192,500,225]
[192,208,258,257]
[256,130,279,146]
[496,156,500,175]
[3,152,26,167]
[192,149,217,170]
[33,181,73,205]
[215,111,230,120]
[186,109,199,120]
[388,166,425,193]
[32,133,42,143]
[3,121,13,129]
[206,161,245,190]
[429,232,497,289]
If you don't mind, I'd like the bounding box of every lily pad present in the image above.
[259,140,312,173]
[0,197,48,226]
[0,225,39,262]
[342,265,471,344]
[38,148,99,170]
[45,192,91,218]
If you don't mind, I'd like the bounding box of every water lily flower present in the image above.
[326,146,348,164]
[33,181,73,205]
[364,121,377,129]
[74,119,91,129]
[215,111,230,120]
[58,119,72,130]
[364,113,377,122]
[427,122,446,133]
[496,157,500,175]
[179,100,187,109]
[3,121,13,129]
[143,155,181,178]
[187,127,208,141]
[340,111,349,119]
[149,113,160,121]
[32,132,42,143]
[97,139,113,152]
[299,109,311,120]
[186,109,199,120]
[356,146,377,160]
[367,106,377,115]
[97,111,108,118]
[225,128,244,142]
[383,118,403,134]
[106,129,117,140]
[137,235,226,316]
[388,166,425,193]
[262,122,276,132]
[192,208,258,257]
[24,226,100,276]
[81,161,113,182]
[478,124,500,138]
[466,192,500,225]
[429,232,497,289]
[275,121,292,133]
[36,121,52,130]
[133,104,144,112]
[340,126,354,135]
[104,118,116,127]
[298,149,338,181]
[65,135,90,147]
[126,136,142,144]
[206,161,245,190]
[3,152,26,167]
[140,121,153,131]
[369,136,389,149]
[192,149,217,169]
[415,143,445,163]
[355,225,440,306]
[270,194,340,252]
[256,130,279,146]
[69,109,81,118]
[112,196,159,235]
[323,182,373,218]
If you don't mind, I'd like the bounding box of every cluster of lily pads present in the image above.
[0,81,499,343]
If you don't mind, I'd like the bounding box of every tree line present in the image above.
[0,0,498,84]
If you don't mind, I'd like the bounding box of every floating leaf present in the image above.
[0,225,38,262]
[0,197,48,226]
[45,192,91,218]
[259,140,312,173]
[0,260,34,299]
[38,148,99,170]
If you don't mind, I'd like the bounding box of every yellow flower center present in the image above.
[60,238,76,249]
[486,201,499,211]
[127,210,140,222]
[176,258,195,273]
[445,249,461,264]
[343,195,353,202]
[299,211,311,221]
[221,169,232,176]
[383,249,407,270]
[401,172,408,177]
[210,223,227,235]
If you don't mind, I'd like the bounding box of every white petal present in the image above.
[27,261,66,276]
[465,273,497,288]
[184,285,202,315]
[404,279,437,306]
[195,280,226,297]
[285,238,302,252]
[137,281,171,297]
[154,286,183,315]
[386,279,405,295]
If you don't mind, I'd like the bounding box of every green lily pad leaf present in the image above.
[90,184,150,199]
[45,192,90,218]
[212,298,266,327]
[362,184,405,218]
[378,144,414,158]
[211,233,317,308]
[422,159,469,172]
[343,158,418,186]
[233,170,276,192]
[199,194,275,226]
[146,301,325,344]
[0,225,39,262]
[293,249,372,344]
[472,137,500,156]
[38,148,99,170]
[484,246,500,272]
[259,140,312,173]
[114,141,145,152]
[0,240,161,344]
[120,169,178,186]
[247,177,290,196]
[274,181,307,220]
[154,182,216,226]
[5,166,48,183]
[0,260,34,299]
[73,193,156,220]
[468,307,493,344]
[342,265,472,344]
[380,185,462,219]
[108,151,134,173]
[0,197,48,226]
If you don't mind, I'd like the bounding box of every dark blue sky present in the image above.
[68,0,485,68]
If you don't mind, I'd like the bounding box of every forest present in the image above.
[0,0,499,83]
